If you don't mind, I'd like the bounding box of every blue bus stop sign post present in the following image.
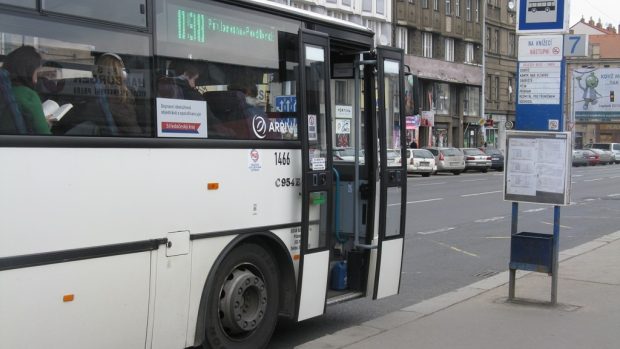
[510,3,571,302]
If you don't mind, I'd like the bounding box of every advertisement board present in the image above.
[572,67,620,120]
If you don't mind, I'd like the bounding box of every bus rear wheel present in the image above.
[204,243,280,349]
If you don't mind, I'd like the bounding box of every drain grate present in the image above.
[473,270,500,278]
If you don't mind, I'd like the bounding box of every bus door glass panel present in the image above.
[383,59,405,238]
[304,43,331,250]
[297,30,332,321]
[374,49,406,300]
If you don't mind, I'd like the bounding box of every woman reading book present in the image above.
[0,45,51,135]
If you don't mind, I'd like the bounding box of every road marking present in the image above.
[475,216,505,223]
[584,198,597,202]
[483,236,511,239]
[409,182,447,187]
[609,175,620,179]
[405,198,443,205]
[523,208,547,213]
[427,239,479,257]
[461,190,502,197]
[417,227,455,235]
[584,178,603,182]
[572,174,583,177]
[541,221,572,229]
[608,194,620,197]
[460,178,487,182]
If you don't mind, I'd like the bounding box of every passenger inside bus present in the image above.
[0,45,51,135]
[92,53,142,136]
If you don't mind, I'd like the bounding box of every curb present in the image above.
[295,230,620,349]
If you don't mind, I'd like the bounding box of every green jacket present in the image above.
[0,85,51,135]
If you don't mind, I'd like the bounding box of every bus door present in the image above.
[372,47,406,299]
[296,29,333,321]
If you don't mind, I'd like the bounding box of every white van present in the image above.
[584,143,620,164]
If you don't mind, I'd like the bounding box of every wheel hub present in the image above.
[219,267,268,336]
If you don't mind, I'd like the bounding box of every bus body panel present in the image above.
[151,231,192,349]
[0,252,151,349]
[0,147,302,258]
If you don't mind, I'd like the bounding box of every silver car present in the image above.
[405,149,436,177]
[425,147,466,175]
[461,148,492,173]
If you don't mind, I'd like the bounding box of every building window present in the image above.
[486,29,490,52]
[446,0,451,15]
[455,0,460,17]
[435,83,451,115]
[508,33,516,57]
[362,0,372,12]
[475,0,480,22]
[462,86,480,116]
[434,0,439,11]
[494,29,500,53]
[494,76,500,101]
[342,0,351,5]
[423,32,433,58]
[466,0,471,21]
[422,0,429,8]
[396,27,408,53]
[445,38,454,62]
[508,77,514,103]
[465,43,474,63]
[377,0,385,15]
[486,74,492,102]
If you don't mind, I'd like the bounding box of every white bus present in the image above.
[0,1,407,348]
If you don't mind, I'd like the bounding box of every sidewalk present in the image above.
[297,231,620,349]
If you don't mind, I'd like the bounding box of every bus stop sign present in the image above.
[517,0,569,33]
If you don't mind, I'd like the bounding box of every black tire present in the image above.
[203,243,280,349]
[422,173,431,177]
[481,169,488,173]
[453,171,461,175]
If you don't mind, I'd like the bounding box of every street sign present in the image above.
[516,0,569,33]
[563,34,588,57]
[518,34,563,61]
[516,60,565,131]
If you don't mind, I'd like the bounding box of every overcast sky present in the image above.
[569,0,620,27]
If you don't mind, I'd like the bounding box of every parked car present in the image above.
[581,149,600,166]
[425,147,465,175]
[333,147,365,164]
[387,149,401,166]
[584,143,620,164]
[589,148,614,165]
[405,149,436,177]
[480,147,504,171]
[461,148,492,172]
[572,149,591,167]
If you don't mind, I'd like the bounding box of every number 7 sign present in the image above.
[563,34,588,57]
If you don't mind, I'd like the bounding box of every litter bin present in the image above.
[510,232,554,274]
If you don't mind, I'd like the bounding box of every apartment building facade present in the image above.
[393,0,483,148]
[484,0,517,151]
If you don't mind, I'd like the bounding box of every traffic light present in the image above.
[611,91,615,102]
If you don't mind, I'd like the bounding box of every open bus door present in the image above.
[371,47,406,299]
[296,29,333,321]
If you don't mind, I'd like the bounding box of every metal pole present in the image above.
[551,205,561,305]
[508,201,518,300]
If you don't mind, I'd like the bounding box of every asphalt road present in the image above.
[269,164,620,348]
